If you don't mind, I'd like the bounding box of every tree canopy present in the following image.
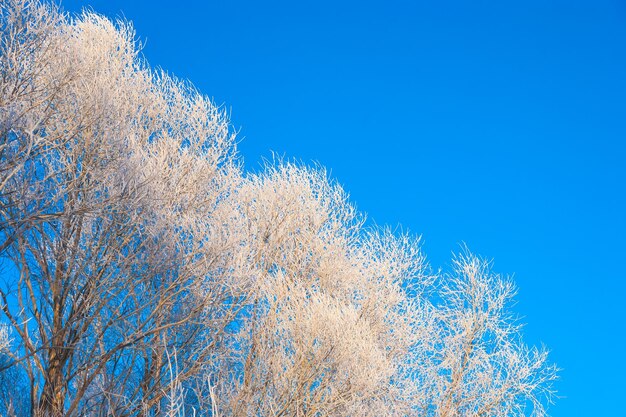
[0,1,556,416]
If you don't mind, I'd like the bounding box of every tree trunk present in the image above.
[38,350,66,417]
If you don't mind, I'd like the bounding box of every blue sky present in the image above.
[62,1,626,415]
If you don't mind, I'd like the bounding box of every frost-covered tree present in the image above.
[0,1,556,416]
[0,1,244,415]
[404,251,557,417]
[217,164,429,416]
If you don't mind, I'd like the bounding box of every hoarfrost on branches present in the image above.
[0,1,557,416]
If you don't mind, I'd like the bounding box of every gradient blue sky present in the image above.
[62,1,626,415]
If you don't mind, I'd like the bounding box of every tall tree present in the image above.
[0,1,245,415]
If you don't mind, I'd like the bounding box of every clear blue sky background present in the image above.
[62,1,626,415]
